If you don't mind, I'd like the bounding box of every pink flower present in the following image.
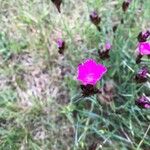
[138,42,150,55]
[77,59,107,85]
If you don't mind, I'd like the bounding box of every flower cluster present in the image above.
[135,30,150,108]
[53,1,149,109]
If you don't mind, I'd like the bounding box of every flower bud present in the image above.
[135,66,148,83]
[90,11,101,26]
[135,96,150,109]
[98,42,112,59]
[56,38,65,54]
[122,0,132,12]
[137,30,150,42]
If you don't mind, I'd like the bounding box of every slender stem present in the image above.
[71,94,83,103]
[96,25,101,32]
[137,124,150,150]
[77,102,94,142]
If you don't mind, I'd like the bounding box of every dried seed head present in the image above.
[122,0,132,12]
[98,80,116,104]
[51,0,62,13]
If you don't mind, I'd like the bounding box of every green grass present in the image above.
[0,0,150,149]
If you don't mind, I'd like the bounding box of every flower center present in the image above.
[86,73,95,82]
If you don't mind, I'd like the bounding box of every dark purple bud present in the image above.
[122,0,132,12]
[137,30,150,42]
[56,38,65,54]
[135,66,149,83]
[112,25,118,33]
[98,42,111,59]
[90,11,101,26]
[51,0,62,13]
[80,84,100,97]
[135,96,150,109]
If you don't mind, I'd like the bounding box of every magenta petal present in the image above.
[57,38,64,48]
[77,59,107,85]
[96,64,107,78]
[138,42,150,55]
[145,104,150,109]
[77,65,88,82]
